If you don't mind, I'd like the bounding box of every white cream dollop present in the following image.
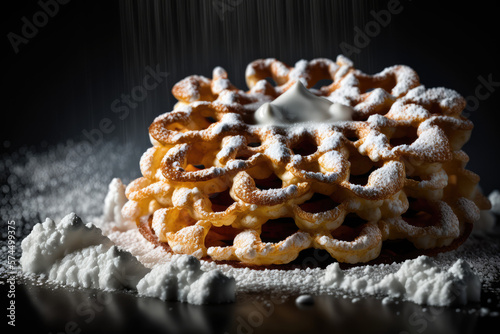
[254,81,353,125]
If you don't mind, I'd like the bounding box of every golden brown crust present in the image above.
[137,215,473,270]
[123,55,489,266]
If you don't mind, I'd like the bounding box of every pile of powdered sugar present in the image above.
[321,256,480,307]
[20,211,236,305]
[20,213,149,291]
[2,140,500,308]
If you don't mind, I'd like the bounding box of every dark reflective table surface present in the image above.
[4,270,499,334]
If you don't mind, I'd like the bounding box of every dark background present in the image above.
[2,2,500,333]
[3,0,500,193]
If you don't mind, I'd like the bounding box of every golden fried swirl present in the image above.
[122,55,489,265]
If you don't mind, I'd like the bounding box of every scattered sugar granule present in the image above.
[295,294,315,306]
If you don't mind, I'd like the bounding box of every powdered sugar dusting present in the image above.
[100,181,497,306]
[321,255,481,306]
[6,143,499,310]
[143,56,489,267]
[20,211,236,305]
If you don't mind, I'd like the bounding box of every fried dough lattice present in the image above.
[122,56,490,265]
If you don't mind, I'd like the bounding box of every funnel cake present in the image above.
[122,55,490,265]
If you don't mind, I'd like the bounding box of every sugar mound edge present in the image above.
[20,211,236,305]
[137,254,236,304]
[321,255,481,307]
[20,213,149,290]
